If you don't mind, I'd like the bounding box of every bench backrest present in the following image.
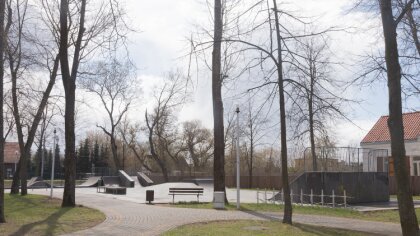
[169,188,204,193]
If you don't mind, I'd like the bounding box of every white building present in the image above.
[360,111,420,176]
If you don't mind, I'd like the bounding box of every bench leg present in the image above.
[173,194,175,204]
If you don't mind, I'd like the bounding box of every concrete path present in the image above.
[30,189,402,236]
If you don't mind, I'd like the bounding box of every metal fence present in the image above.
[299,147,389,173]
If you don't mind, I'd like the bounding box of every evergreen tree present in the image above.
[77,138,91,173]
[54,144,61,175]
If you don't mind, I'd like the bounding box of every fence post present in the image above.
[300,189,303,205]
[281,189,284,203]
[264,189,267,203]
[257,188,259,204]
[344,190,347,208]
[321,189,324,206]
[310,189,313,206]
[272,188,275,204]
[332,190,335,208]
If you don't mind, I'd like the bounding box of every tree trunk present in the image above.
[249,130,254,189]
[212,0,226,201]
[273,0,292,224]
[379,1,419,235]
[62,83,76,207]
[10,160,20,194]
[110,135,120,170]
[0,0,5,223]
[60,0,77,207]
[309,74,317,171]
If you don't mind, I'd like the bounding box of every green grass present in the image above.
[4,179,86,188]
[0,194,105,235]
[163,220,373,236]
[171,202,419,224]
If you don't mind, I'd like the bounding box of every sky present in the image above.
[70,0,419,148]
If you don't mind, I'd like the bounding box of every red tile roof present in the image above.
[361,111,420,143]
[4,142,20,164]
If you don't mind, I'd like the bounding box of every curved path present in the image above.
[32,189,401,236]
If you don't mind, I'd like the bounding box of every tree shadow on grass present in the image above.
[10,207,72,236]
[239,206,280,221]
[239,207,373,236]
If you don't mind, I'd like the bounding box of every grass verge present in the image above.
[171,202,417,224]
[0,194,105,235]
[163,220,373,236]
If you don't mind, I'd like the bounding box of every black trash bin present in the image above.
[146,190,154,204]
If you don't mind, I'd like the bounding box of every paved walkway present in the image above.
[31,189,401,236]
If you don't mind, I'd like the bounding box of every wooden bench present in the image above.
[169,188,204,203]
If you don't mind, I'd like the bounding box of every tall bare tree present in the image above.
[56,0,129,207]
[4,0,60,196]
[0,0,6,224]
[145,72,187,181]
[80,56,135,170]
[379,0,419,235]
[212,0,227,205]
[243,100,268,188]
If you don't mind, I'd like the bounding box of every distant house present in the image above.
[360,111,420,176]
[4,142,20,178]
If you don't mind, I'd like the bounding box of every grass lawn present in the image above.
[171,202,419,224]
[4,179,86,188]
[0,194,105,235]
[163,220,373,236]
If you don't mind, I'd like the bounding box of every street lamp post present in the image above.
[235,106,240,209]
[50,129,58,199]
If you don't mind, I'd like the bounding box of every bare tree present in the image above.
[211,0,227,205]
[4,0,61,195]
[0,0,6,224]
[289,37,349,172]
[145,72,187,181]
[182,120,213,173]
[379,0,419,235]
[55,0,129,207]
[80,56,135,170]
[119,121,154,172]
[242,100,268,188]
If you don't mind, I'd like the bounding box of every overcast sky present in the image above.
[71,0,419,148]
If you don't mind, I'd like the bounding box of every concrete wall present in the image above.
[290,172,389,204]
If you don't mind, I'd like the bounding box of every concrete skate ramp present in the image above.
[78,176,101,187]
[137,172,154,187]
[119,170,135,188]
[193,178,213,189]
[28,180,51,188]
[27,177,43,187]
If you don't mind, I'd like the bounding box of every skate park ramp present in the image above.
[193,178,213,188]
[119,170,135,187]
[27,177,43,187]
[136,172,154,187]
[77,176,101,188]
[28,180,51,188]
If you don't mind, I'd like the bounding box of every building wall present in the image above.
[361,138,420,176]
[360,138,420,156]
